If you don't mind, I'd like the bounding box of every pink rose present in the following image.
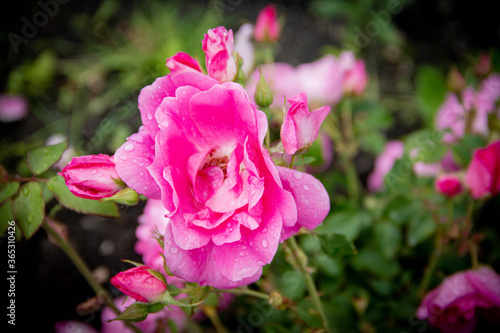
[166,52,202,76]
[114,69,330,288]
[202,26,237,83]
[367,140,404,192]
[417,267,500,333]
[59,154,122,200]
[245,55,345,109]
[110,266,166,303]
[254,4,280,43]
[55,321,97,333]
[280,93,330,155]
[465,140,500,198]
[0,94,28,122]
[343,59,368,96]
[101,296,186,333]
[435,174,463,197]
[474,53,492,76]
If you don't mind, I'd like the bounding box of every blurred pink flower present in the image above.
[254,4,280,43]
[101,296,186,333]
[280,93,330,155]
[59,154,122,200]
[166,52,202,76]
[417,267,500,333]
[465,140,500,199]
[55,321,98,333]
[412,162,441,177]
[115,68,330,288]
[342,59,368,96]
[435,92,466,143]
[110,266,166,303]
[367,140,404,192]
[474,53,492,76]
[202,27,237,83]
[0,94,28,122]
[435,174,463,197]
[234,23,255,75]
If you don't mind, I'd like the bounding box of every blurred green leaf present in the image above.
[47,175,119,217]
[416,65,447,125]
[407,212,436,247]
[296,299,323,328]
[12,182,45,239]
[404,129,446,163]
[383,196,416,226]
[0,199,15,235]
[27,142,68,175]
[452,134,488,167]
[352,248,400,279]
[0,182,20,203]
[315,209,371,241]
[360,131,387,154]
[318,234,357,259]
[374,222,402,259]
[384,159,414,193]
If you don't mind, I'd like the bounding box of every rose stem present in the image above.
[214,288,270,300]
[42,218,143,333]
[287,236,332,333]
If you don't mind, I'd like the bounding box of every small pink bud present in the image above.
[474,53,491,76]
[447,67,466,93]
[465,140,500,199]
[202,27,237,83]
[110,266,167,303]
[166,52,202,75]
[367,140,404,192]
[343,60,368,96]
[435,174,463,197]
[254,4,280,43]
[280,93,330,155]
[59,154,123,200]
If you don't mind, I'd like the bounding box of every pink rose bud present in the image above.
[435,174,463,197]
[343,59,368,96]
[280,93,330,155]
[166,52,202,75]
[254,4,280,43]
[417,267,500,333]
[59,154,123,200]
[110,266,167,303]
[0,94,28,123]
[202,27,237,83]
[447,66,466,93]
[474,53,492,76]
[465,140,500,199]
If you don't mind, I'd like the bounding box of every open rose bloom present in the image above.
[114,66,330,287]
[417,267,500,333]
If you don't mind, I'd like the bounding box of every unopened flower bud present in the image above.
[474,53,491,76]
[110,266,167,303]
[447,67,466,93]
[102,187,139,206]
[254,71,273,108]
[254,4,280,43]
[435,174,463,197]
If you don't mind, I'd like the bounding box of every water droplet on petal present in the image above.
[292,171,303,180]
[303,184,310,191]
[147,113,153,120]
[119,155,128,161]
[262,239,269,248]
[123,142,135,152]
[170,247,178,254]
[257,260,265,265]
[160,120,169,127]
[239,251,245,256]
[263,227,268,233]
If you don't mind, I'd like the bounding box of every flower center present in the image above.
[201,148,230,178]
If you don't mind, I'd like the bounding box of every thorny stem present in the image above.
[214,288,270,300]
[42,219,143,333]
[287,236,332,333]
[14,175,49,183]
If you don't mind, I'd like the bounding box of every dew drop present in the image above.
[160,120,169,127]
[170,247,178,254]
[147,112,153,120]
[26,214,33,224]
[166,239,172,245]
[257,260,265,265]
[262,239,269,248]
[119,155,128,161]
[242,245,247,250]
[302,184,310,191]
[263,227,268,233]
[23,187,29,196]
[239,251,245,256]
[292,171,303,180]
[89,169,97,174]
[123,142,135,152]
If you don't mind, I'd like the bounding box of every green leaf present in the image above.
[318,234,357,259]
[452,134,488,167]
[12,181,45,238]
[167,285,182,298]
[416,65,447,125]
[296,299,323,328]
[0,182,20,203]
[352,247,401,279]
[373,223,402,259]
[360,131,387,154]
[47,175,119,217]
[404,129,446,163]
[109,303,148,323]
[407,212,436,247]
[0,199,15,235]
[383,196,417,226]
[384,159,415,192]
[27,141,68,175]
[315,209,371,241]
